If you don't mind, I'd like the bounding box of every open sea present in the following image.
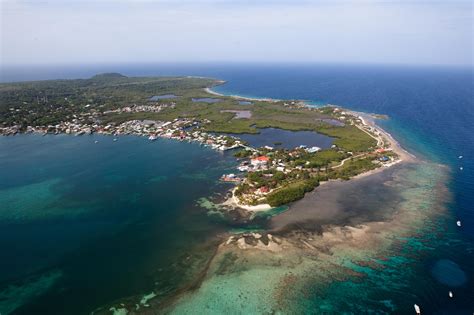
[1,63,473,314]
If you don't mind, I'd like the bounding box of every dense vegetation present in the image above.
[266,178,320,207]
[234,149,254,158]
[0,74,217,127]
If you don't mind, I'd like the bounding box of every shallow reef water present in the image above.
[163,162,473,314]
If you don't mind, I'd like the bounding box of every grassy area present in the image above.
[293,149,348,168]
[330,156,379,180]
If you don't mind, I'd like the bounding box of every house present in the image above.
[306,146,321,153]
[221,173,241,182]
[251,156,270,166]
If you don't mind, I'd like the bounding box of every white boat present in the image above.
[113,138,118,142]
[94,140,99,144]
[148,135,158,141]
[238,166,249,172]
[459,155,463,159]
[457,220,462,227]
[449,291,453,298]
[414,304,421,314]
[459,167,463,171]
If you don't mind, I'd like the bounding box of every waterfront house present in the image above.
[251,156,270,166]
[306,146,321,153]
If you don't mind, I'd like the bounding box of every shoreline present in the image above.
[221,187,272,212]
[352,110,417,162]
[204,87,281,102]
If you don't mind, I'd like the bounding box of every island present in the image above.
[1,73,432,315]
[0,73,404,212]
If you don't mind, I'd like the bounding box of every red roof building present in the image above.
[251,156,270,166]
[259,186,269,193]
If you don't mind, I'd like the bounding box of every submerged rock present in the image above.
[430,259,467,287]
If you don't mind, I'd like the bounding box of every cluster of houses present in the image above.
[103,103,175,114]
[104,119,246,152]
[0,117,245,153]
[223,154,295,197]
[0,125,22,135]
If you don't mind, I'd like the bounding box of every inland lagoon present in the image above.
[191,98,222,103]
[230,127,334,150]
[238,100,252,105]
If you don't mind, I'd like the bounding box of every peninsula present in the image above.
[0,73,403,209]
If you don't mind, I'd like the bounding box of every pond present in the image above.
[230,128,333,150]
[192,98,222,103]
[316,118,345,127]
[238,100,252,105]
[149,94,178,101]
[221,110,252,119]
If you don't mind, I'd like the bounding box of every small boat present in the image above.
[94,140,99,144]
[113,138,118,142]
[459,155,463,159]
[459,167,463,171]
[220,174,241,183]
[457,220,462,227]
[238,165,249,172]
[449,291,453,298]
[148,135,158,141]
[414,304,421,314]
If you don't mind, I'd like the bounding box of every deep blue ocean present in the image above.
[1,63,473,314]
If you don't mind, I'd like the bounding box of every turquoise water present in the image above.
[0,134,237,314]
[1,64,473,313]
[167,163,465,314]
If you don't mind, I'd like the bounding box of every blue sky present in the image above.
[1,0,472,66]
